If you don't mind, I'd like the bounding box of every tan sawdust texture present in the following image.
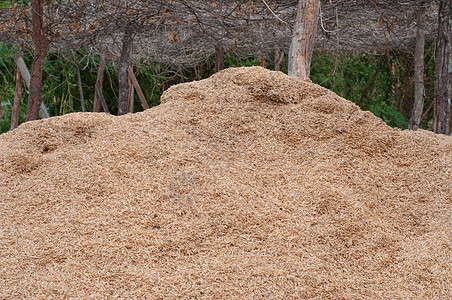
[0,67,451,298]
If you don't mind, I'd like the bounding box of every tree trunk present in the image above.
[274,48,284,72]
[261,52,267,69]
[128,66,149,110]
[128,76,134,113]
[94,51,106,112]
[433,0,452,135]
[11,49,24,130]
[95,83,110,114]
[409,3,426,131]
[10,67,22,130]
[76,64,86,112]
[215,43,225,72]
[14,56,49,119]
[288,0,320,80]
[118,27,133,116]
[25,0,49,121]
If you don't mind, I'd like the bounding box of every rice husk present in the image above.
[0,66,450,298]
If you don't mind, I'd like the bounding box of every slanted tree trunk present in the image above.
[128,76,134,113]
[409,2,426,130]
[274,48,284,72]
[433,0,452,135]
[128,66,149,110]
[76,64,86,112]
[25,0,49,121]
[118,27,133,115]
[11,49,24,130]
[215,43,225,72]
[95,82,110,114]
[288,0,320,80]
[94,51,106,112]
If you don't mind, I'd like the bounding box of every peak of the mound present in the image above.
[159,66,402,156]
[0,67,450,298]
[162,66,330,105]
[162,66,387,129]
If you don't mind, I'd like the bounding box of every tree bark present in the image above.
[95,82,110,114]
[261,53,267,69]
[128,76,134,113]
[14,57,31,87]
[10,67,22,130]
[215,43,225,72]
[94,51,106,112]
[25,0,50,121]
[288,0,320,80]
[76,64,86,112]
[15,52,49,119]
[118,27,133,115]
[433,0,452,135]
[274,48,284,72]
[409,3,426,131]
[11,50,24,130]
[128,66,149,110]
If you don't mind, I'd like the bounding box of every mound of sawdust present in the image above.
[0,67,450,298]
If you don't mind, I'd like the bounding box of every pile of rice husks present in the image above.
[0,67,450,298]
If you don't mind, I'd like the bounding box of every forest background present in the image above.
[0,0,450,135]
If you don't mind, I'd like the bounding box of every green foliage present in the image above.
[0,0,28,8]
[0,100,27,133]
[368,101,408,128]
[0,43,18,133]
[0,1,11,8]
[310,51,412,129]
[135,63,166,108]
[225,55,261,68]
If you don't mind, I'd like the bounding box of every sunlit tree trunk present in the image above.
[25,0,49,121]
[433,0,452,135]
[11,49,24,130]
[409,2,426,130]
[11,66,23,130]
[118,27,133,115]
[288,0,320,80]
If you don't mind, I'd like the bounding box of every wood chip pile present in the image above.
[0,67,450,298]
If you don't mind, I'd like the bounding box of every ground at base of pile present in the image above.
[0,67,450,298]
